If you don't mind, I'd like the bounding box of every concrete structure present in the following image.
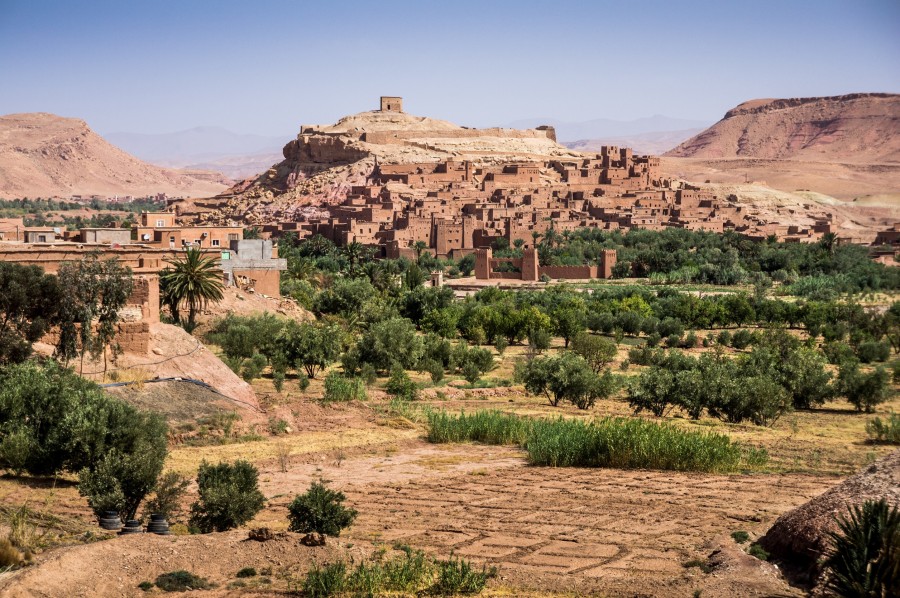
[220,239,287,296]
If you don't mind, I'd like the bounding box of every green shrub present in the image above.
[386,366,419,401]
[287,481,357,537]
[866,413,900,444]
[272,370,285,392]
[155,570,211,592]
[433,555,496,595]
[303,562,347,598]
[730,329,754,350]
[493,337,508,355]
[137,581,153,591]
[77,413,168,521]
[527,328,552,353]
[143,471,190,520]
[837,361,893,413]
[298,375,311,392]
[748,543,769,561]
[188,460,266,533]
[855,340,891,364]
[731,530,750,544]
[0,361,168,483]
[824,499,900,598]
[236,567,257,578]
[322,372,367,403]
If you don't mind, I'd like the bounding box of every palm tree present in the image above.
[413,241,428,264]
[160,248,224,328]
[820,232,839,255]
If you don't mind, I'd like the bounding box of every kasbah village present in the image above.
[0,94,898,598]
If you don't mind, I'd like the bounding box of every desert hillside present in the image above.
[0,113,231,198]
[666,93,900,163]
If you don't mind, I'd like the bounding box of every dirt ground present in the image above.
[0,438,836,597]
[1,324,897,596]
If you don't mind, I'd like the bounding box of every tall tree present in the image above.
[160,248,224,328]
[56,253,133,375]
[0,262,61,364]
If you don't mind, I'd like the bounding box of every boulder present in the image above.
[759,449,900,584]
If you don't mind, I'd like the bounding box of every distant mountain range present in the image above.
[507,115,711,143]
[105,127,287,179]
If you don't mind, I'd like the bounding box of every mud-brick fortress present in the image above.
[255,98,838,281]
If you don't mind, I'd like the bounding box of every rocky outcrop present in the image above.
[0,112,230,197]
[666,93,900,163]
[759,449,900,584]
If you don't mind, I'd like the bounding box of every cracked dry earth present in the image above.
[341,465,836,596]
[0,443,838,597]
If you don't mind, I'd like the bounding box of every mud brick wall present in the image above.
[539,265,598,279]
[116,321,150,353]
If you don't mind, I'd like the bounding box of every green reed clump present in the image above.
[301,547,491,597]
[426,410,531,445]
[426,410,766,473]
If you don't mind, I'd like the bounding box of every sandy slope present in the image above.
[0,113,231,198]
[666,93,900,163]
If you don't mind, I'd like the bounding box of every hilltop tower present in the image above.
[380,96,403,113]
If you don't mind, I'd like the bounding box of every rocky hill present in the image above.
[666,93,900,163]
[0,113,231,198]
[180,106,581,223]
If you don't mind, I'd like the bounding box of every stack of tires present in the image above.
[146,514,171,535]
[99,511,123,531]
[119,520,143,535]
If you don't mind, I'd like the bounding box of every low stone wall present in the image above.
[540,265,598,279]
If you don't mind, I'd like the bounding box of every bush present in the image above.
[748,543,769,561]
[837,362,893,413]
[433,555,496,595]
[236,567,257,578]
[730,329,754,350]
[527,328,552,353]
[356,317,424,373]
[866,413,900,445]
[517,352,611,409]
[143,471,190,520]
[855,340,891,364]
[188,460,266,533]
[571,333,617,373]
[287,481,357,537]
[731,530,750,544]
[493,337,508,356]
[824,499,899,598]
[386,366,418,401]
[155,571,211,592]
[0,361,168,482]
[303,562,347,598]
[323,372,367,403]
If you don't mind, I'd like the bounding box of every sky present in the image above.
[1,0,898,137]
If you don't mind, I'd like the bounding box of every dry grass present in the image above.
[106,367,151,389]
[165,427,420,475]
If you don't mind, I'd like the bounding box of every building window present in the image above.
[169,236,175,243]
[228,233,239,241]
[212,239,220,247]
[156,219,164,227]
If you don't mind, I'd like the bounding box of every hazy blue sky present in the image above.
[1,0,898,136]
